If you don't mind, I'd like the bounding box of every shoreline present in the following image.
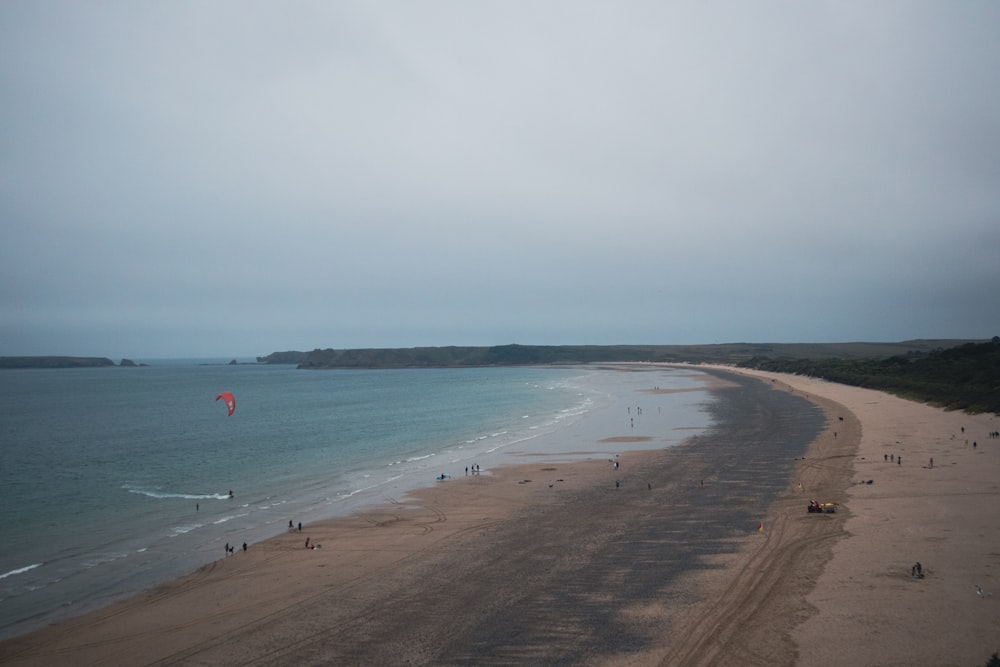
[0,364,698,643]
[0,366,825,665]
[2,365,996,665]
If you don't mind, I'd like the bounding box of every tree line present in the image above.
[737,338,1000,414]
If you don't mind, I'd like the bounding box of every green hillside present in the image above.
[737,338,1000,414]
[260,339,983,369]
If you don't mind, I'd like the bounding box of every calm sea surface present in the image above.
[0,362,713,639]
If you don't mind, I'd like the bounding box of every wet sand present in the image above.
[2,366,997,666]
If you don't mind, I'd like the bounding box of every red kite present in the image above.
[215,391,236,416]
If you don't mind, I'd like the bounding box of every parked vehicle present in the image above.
[807,500,838,513]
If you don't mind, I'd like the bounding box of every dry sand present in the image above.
[732,367,1000,667]
[2,366,997,666]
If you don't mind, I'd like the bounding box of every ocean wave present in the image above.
[169,523,204,536]
[124,486,231,500]
[82,552,129,569]
[0,563,42,580]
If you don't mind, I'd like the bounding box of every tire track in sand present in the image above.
[657,369,860,667]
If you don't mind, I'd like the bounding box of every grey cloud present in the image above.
[1,1,998,357]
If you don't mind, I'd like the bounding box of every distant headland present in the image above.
[3,339,996,412]
[3,340,989,371]
[0,357,144,369]
[255,339,999,414]
[256,339,986,370]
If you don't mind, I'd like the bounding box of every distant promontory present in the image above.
[0,357,140,369]
[258,338,999,413]
[255,351,310,365]
[257,339,985,370]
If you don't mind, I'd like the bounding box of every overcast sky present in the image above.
[2,2,999,359]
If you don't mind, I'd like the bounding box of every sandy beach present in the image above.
[2,366,997,666]
[737,367,1000,667]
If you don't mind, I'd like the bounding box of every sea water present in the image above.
[0,362,713,639]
